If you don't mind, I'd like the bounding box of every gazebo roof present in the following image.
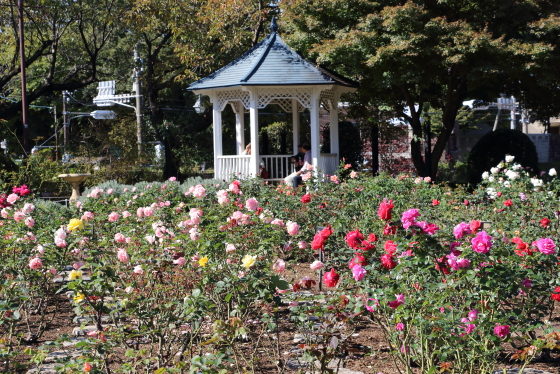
[188,19,358,91]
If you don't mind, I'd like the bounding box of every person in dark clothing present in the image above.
[290,145,306,172]
[292,142,312,188]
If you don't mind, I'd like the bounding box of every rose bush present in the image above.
[2,156,560,373]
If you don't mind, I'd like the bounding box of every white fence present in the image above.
[216,153,339,181]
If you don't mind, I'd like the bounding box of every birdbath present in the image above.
[58,173,91,200]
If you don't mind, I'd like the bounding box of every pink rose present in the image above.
[22,203,35,214]
[245,198,259,211]
[272,259,286,273]
[192,185,206,199]
[108,212,120,222]
[310,260,324,270]
[122,211,131,218]
[534,238,556,255]
[133,265,144,275]
[395,323,404,331]
[143,207,154,217]
[136,207,144,218]
[114,233,127,243]
[29,257,43,270]
[286,221,299,236]
[6,193,19,204]
[173,257,187,266]
[350,171,358,178]
[493,324,510,338]
[73,261,84,269]
[81,211,94,221]
[145,235,156,244]
[226,244,236,252]
[14,212,25,222]
[24,217,35,228]
[298,241,307,249]
[352,265,366,281]
[169,176,177,181]
[453,222,472,239]
[471,231,492,254]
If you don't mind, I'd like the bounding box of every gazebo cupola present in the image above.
[188,18,358,181]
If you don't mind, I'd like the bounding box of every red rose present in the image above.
[503,199,513,207]
[348,253,367,269]
[541,218,551,228]
[496,192,502,197]
[552,287,560,302]
[323,268,340,288]
[464,199,469,206]
[301,194,311,203]
[432,199,440,206]
[319,226,333,240]
[469,220,481,233]
[381,253,396,269]
[377,199,394,221]
[383,224,397,236]
[345,229,364,248]
[384,240,398,255]
[368,233,378,242]
[311,235,325,250]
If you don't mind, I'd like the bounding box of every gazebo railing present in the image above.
[216,155,251,180]
[216,153,339,182]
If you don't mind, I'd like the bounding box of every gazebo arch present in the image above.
[188,19,358,181]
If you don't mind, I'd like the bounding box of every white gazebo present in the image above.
[188,19,358,181]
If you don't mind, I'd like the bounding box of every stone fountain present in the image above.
[58,173,91,200]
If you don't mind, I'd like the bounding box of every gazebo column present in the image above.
[292,99,300,154]
[233,101,245,155]
[310,88,321,172]
[248,88,260,177]
[330,90,340,157]
[211,94,223,179]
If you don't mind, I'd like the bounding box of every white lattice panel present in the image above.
[320,89,335,110]
[217,90,250,111]
[257,87,312,109]
[270,98,293,112]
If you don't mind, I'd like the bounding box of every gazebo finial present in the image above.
[270,17,278,33]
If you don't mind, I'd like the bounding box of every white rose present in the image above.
[482,171,489,180]
[488,176,495,182]
[505,155,515,163]
[503,181,511,188]
[549,168,557,176]
[490,167,499,174]
[512,163,521,170]
[530,178,543,187]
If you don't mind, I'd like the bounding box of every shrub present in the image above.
[467,129,539,186]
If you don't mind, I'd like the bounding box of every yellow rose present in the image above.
[198,256,209,267]
[73,292,85,303]
[241,255,256,269]
[67,218,84,232]
[68,270,82,280]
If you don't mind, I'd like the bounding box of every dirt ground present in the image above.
[5,263,560,373]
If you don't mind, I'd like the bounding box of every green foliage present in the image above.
[467,129,539,186]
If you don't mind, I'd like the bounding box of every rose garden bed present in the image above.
[2,159,560,373]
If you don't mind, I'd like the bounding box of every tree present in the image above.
[282,0,560,177]
[123,0,278,178]
[0,0,128,153]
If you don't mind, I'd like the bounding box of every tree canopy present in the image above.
[282,0,560,177]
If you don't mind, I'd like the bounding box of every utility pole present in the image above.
[133,45,143,157]
[18,0,30,155]
[62,90,69,145]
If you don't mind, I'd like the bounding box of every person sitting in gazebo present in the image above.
[242,143,268,178]
[289,142,311,188]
